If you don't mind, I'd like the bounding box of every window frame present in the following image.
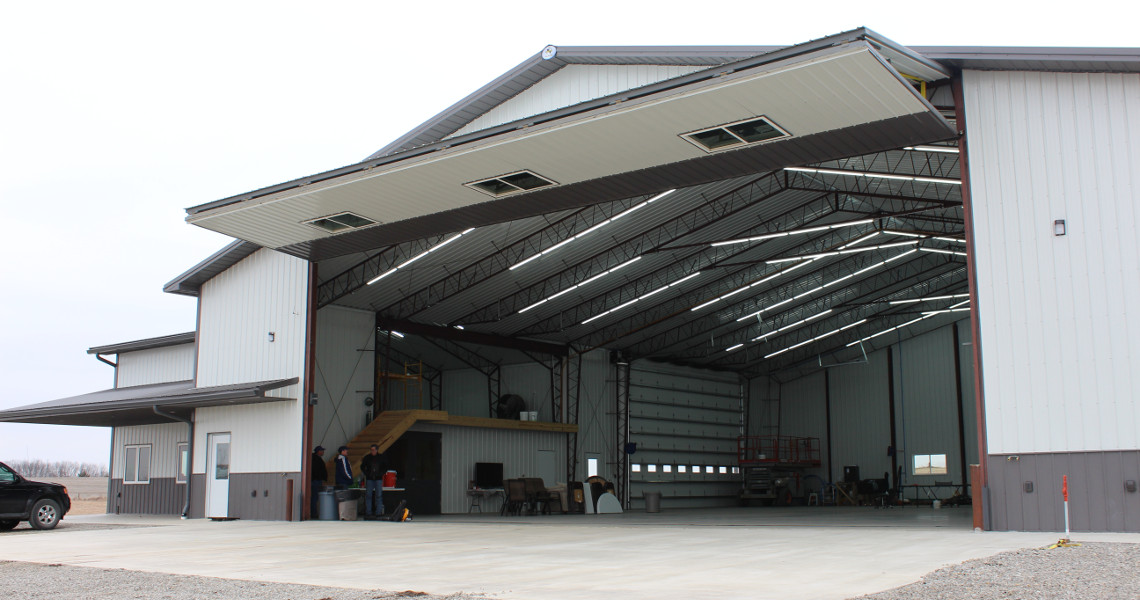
[176,443,189,484]
[123,444,152,485]
[912,453,949,476]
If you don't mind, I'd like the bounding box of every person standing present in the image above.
[334,446,353,488]
[360,444,389,518]
[310,446,327,518]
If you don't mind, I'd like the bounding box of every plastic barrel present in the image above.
[318,490,337,520]
[644,491,662,513]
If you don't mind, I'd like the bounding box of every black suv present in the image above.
[0,461,71,530]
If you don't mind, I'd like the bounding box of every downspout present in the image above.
[153,406,194,519]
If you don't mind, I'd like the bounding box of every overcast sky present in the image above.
[1,1,1134,465]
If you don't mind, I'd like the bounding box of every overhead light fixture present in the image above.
[518,257,642,314]
[933,237,967,245]
[368,228,476,285]
[581,272,700,325]
[764,319,868,359]
[919,247,968,257]
[725,343,745,353]
[785,166,961,186]
[903,145,959,153]
[510,190,675,271]
[766,240,920,264]
[751,309,834,342]
[378,330,405,339]
[889,293,970,305]
[846,300,970,347]
[921,307,972,315]
[881,230,926,239]
[710,218,873,247]
[682,116,789,152]
[692,261,813,312]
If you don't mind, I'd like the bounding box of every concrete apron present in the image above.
[2,508,1138,600]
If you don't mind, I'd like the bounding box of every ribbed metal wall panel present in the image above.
[193,402,301,474]
[628,361,742,508]
[313,306,375,452]
[501,362,557,421]
[441,368,491,417]
[893,326,964,487]
[116,344,196,388]
[831,349,892,484]
[576,349,615,480]
[747,376,779,437]
[779,371,829,480]
[194,248,308,474]
[964,70,1140,454]
[957,322,980,468]
[110,423,187,480]
[108,478,181,515]
[449,64,709,139]
[411,422,567,514]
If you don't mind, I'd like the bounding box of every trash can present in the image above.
[318,490,337,521]
[335,489,359,521]
[644,491,662,513]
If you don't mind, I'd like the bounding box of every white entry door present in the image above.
[206,433,231,518]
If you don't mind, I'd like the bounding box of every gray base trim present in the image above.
[189,472,301,521]
[108,478,184,515]
[987,450,1140,532]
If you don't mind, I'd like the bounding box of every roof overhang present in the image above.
[0,378,299,427]
[186,32,953,262]
[87,332,196,356]
[164,240,261,297]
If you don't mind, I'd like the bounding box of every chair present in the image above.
[522,477,555,515]
[502,479,527,516]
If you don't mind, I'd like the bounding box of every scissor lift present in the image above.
[738,436,821,505]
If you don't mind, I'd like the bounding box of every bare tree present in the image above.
[3,459,108,478]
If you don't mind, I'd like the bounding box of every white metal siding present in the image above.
[411,422,567,514]
[194,248,309,474]
[116,344,195,387]
[193,402,300,474]
[313,306,375,452]
[449,64,709,139]
[111,423,186,480]
[964,70,1140,454]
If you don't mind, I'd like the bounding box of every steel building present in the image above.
[3,29,1138,531]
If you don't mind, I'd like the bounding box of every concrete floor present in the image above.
[2,507,1138,600]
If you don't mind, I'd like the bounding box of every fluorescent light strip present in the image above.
[882,230,926,238]
[751,309,833,342]
[518,256,642,313]
[510,190,675,271]
[920,247,968,257]
[846,300,971,347]
[934,237,967,245]
[378,330,405,339]
[784,166,961,186]
[904,145,959,153]
[921,307,972,315]
[711,218,873,247]
[764,319,868,359]
[734,248,916,323]
[368,228,475,285]
[889,293,970,305]
[725,343,745,353]
[693,261,813,313]
[766,240,920,264]
[581,271,700,325]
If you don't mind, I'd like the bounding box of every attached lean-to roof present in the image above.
[87,332,196,356]
[163,239,260,297]
[0,378,298,427]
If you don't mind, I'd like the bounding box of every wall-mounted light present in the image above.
[363,397,374,407]
[308,392,319,406]
[1054,219,1066,236]
[267,332,275,342]
[1023,481,1034,493]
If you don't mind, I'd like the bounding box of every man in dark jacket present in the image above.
[360,444,389,518]
[334,446,353,488]
[310,446,327,518]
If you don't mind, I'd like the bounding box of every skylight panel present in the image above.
[466,170,557,197]
[303,212,377,233]
[682,116,789,153]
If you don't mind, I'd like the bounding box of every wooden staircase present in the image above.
[325,410,448,482]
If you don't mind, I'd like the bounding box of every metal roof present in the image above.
[87,332,196,356]
[0,378,298,427]
[163,239,260,297]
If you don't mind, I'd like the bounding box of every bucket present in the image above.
[932,500,942,510]
[644,491,662,513]
[383,470,397,488]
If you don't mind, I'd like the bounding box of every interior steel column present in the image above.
[614,354,630,509]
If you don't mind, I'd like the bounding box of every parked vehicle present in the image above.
[0,461,71,530]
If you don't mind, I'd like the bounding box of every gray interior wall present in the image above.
[746,376,778,438]
[574,349,616,483]
[411,422,567,514]
[313,306,375,452]
[772,321,974,498]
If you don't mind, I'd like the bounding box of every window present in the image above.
[705,466,715,474]
[719,466,728,474]
[465,170,557,197]
[303,211,377,233]
[662,465,672,474]
[176,443,189,484]
[677,465,687,474]
[587,457,600,477]
[0,463,14,483]
[913,454,948,476]
[124,444,152,484]
[681,116,789,153]
[647,464,657,473]
[631,463,641,473]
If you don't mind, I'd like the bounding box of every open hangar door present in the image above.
[184,30,981,517]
